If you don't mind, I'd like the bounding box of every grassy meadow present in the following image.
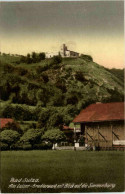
[1,150,124,193]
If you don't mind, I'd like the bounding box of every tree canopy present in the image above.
[1,130,20,148]
[42,129,66,144]
[20,128,44,147]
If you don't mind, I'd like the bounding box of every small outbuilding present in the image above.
[73,102,125,150]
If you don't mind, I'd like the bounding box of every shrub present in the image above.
[33,142,53,150]
[20,52,46,64]
[20,55,26,63]
[36,64,49,74]
[11,141,23,150]
[51,55,62,65]
[23,144,32,150]
[2,104,37,121]
[1,130,20,149]
[80,54,93,61]
[3,63,15,73]
[16,67,28,76]
[0,142,9,151]
[55,78,67,92]
[11,141,33,150]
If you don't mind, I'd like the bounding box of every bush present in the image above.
[2,104,37,121]
[20,52,46,64]
[55,78,67,92]
[0,142,9,151]
[11,141,23,150]
[23,144,32,150]
[51,55,62,65]
[1,130,20,149]
[80,54,93,61]
[3,63,15,73]
[10,141,52,150]
[36,64,50,74]
[16,66,28,76]
[11,141,32,150]
[33,142,53,150]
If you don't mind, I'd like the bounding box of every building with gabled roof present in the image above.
[73,102,124,123]
[73,102,125,150]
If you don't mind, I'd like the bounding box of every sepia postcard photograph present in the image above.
[0,0,124,193]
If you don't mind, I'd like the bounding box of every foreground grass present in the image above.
[1,150,124,193]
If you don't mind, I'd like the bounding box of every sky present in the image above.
[0,1,124,69]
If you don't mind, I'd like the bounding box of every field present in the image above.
[1,150,124,193]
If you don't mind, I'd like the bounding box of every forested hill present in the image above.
[0,54,124,130]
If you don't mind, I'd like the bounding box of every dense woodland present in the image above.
[0,53,124,150]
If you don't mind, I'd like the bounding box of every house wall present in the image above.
[69,51,79,57]
[46,52,59,58]
[65,50,70,57]
[83,121,124,148]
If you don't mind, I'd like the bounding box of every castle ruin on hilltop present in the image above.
[46,44,79,58]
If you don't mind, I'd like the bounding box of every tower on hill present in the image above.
[60,44,79,57]
[46,44,79,58]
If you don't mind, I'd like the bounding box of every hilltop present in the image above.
[0,53,124,131]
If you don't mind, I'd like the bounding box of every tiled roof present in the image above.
[62,125,74,131]
[73,102,124,123]
[0,118,14,128]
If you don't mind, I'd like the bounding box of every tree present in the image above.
[36,89,48,107]
[55,77,67,92]
[37,107,65,130]
[31,52,37,63]
[46,112,64,130]
[1,130,20,149]
[51,55,62,65]
[20,55,26,63]
[2,104,33,121]
[66,93,78,105]
[37,108,50,128]
[42,129,66,148]
[39,52,45,61]
[20,128,44,148]
[26,53,32,64]
[27,53,30,59]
